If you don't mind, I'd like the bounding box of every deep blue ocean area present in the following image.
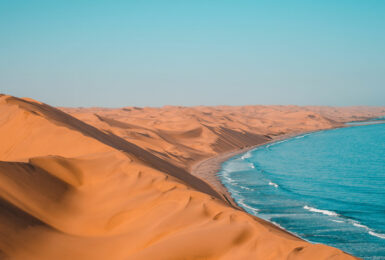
[219,122,385,259]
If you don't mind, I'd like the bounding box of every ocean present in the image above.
[218,122,385,259]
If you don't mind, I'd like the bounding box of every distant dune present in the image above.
[1,94,383,259]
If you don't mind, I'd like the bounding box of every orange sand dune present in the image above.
[1,94,383,259]
[62,104,385,171]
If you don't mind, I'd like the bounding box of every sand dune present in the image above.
[62,104,385,171]
[1,94,383,259]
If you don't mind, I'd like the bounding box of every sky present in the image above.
[1,0,384,107]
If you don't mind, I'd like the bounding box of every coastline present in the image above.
[190,118,385,209]
[189,129,339,243]
[190,143,263,209]
[190,130,320,210]
[3,95,378,259]
[190,120,385,257]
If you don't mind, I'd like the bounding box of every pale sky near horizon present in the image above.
[1,1,384,107]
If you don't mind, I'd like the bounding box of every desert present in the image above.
[1,94,384,259]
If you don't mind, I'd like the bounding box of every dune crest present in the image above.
[1,94,382,259]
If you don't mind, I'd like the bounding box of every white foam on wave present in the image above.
[229,190,240,197]
[268,181,279,188]
[223,160,253,172]
[303,205,339,217]
[221,171,236,185]
[353,222,367,228]
[351,221,385,240]
[223,176,235,184]
[295,134,310,139]
[238,199,259,215]
[316,209,385,240]
[241,151,252,160]
[237,185,254,191]
[220,171,254,191]
[266,139,288,149]
[249,163,255,169]
[369,231,385,239]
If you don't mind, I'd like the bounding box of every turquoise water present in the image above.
[219,123,385,259]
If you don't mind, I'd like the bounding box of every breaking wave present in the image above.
[351,221,385,240]
[268,181,278,188]
[237,199,259,215]
[303,205,339,217]
[240,151,252,160]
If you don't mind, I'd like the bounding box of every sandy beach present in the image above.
[191,144,262,209]
[190,129,340,212]
[190,133,309,210]
[1,94,384,259]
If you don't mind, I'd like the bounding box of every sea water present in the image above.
[218,122,385,259]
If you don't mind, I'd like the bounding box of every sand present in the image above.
[1,94,384,259]
[190,132,309,209]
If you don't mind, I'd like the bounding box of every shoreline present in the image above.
[190,130,319,209]
[190,118,385,208]
[3,95,382,259]
[190,143,263,209]
[189,129,337,242]
[190,120,384,252]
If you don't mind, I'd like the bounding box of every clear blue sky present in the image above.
[1,0,384,107]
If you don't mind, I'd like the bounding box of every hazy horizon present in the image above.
[1,1,384,107]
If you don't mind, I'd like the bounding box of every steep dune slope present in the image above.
[0,154,354,260]
[0,95,376,259]
[0,95,221,200]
